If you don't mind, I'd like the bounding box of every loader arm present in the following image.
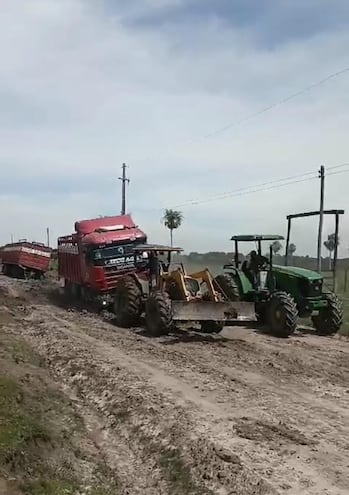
[187,269,221,302]
[161,270,189,300]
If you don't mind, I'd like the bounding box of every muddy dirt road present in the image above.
[1,276,349,495]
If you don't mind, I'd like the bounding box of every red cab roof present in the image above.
[74,214,146,246]
[75,214,137,234]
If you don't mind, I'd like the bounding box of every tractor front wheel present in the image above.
[214,274,240,301]
[266,291,298,338]
[145,291,173,337]
[113,277,142,327]
[311,292,343,335]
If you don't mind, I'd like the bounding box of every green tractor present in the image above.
[214,235,343,338]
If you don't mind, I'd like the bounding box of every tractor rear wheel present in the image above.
[113,277,142,327]
[214,274,240,301]
[200,321,223,333]
[311,292,343,335]
[145,291,173,337]
[266,291,298,338]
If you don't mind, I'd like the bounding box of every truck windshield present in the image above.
[92,244,135,261]
[88,242,147,269]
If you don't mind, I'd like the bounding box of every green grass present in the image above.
[0,328,120,494]
[21,479,77,495]
[0,377,50,467]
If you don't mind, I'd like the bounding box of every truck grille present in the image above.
[103,266,130,289]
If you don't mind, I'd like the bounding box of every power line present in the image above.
[202,67,349,139]
[327,168,349,178]
[128,66,349,169]
[172,175,319,209]
[326,162,349,171]
[172,169,317,208]
[169,164,349,210]
[133,165,349,214]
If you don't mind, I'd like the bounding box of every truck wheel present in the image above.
[266,291,298,338]
[200,321,223,333]
[113,277,142,327]
[214,274,240,301]
[311,292,343,335]
[145,291,173,336]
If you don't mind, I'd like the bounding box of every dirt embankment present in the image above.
[0,277,349,495]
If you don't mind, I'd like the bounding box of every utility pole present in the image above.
[46,227,50,247]
[11,233,14,243]
[118,163,130,215]
[317,165,325,272]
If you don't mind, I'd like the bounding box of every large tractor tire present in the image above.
[145,291,173,337]
[311,292,343,335]
[200,321,223,334]
[214,274,240,301]
[113,277,142,327]
[266,291,298,338]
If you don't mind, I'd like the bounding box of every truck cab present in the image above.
[58,215,148,303]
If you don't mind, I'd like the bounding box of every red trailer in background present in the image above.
[58,214,149,311]
[0,240,52,279]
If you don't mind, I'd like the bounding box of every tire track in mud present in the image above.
[16,304,273,495]
[18,301,349,495]
[2,279,349,494]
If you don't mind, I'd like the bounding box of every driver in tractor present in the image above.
[244,250,269,288]
[148,251,160,288]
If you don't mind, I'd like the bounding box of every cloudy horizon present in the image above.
[1,0,349,256]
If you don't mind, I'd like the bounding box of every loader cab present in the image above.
[133,244,183,273]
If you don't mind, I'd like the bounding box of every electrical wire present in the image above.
[171,169,317,208]
[172,175,318,209]
[128,66,349,169]
[202,67,349,139]
[168,164,349,210]
[326,162,349,171]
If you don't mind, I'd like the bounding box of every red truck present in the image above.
[0,240,52,279]
[58,214,149,313]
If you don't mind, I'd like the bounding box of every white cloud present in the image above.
[0,0,349,258]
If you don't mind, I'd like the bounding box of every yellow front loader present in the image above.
[133,245,255,336]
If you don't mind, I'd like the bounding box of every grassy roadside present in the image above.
[0,314,119,495]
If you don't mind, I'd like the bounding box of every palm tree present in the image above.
[324,233,339,269]
[162,209,183,247]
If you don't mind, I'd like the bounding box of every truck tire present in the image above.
[145,291,173,336]
[214,274,240,301]
[113,277,142,327]
[200,321,223,333]
[311,292,343,335]
[266,291,298,338]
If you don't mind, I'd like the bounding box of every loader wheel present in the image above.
[214,274,240,301]
[113,277,142,327]
[311,292,343,335]
[200,321,223,333]
[145,291,173,337]
[266,291,298,338]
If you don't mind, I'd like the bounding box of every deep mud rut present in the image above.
[1,277,349,495]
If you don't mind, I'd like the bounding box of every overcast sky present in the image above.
[1,0,349,256]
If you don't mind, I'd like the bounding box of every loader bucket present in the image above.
[171,301,256,322]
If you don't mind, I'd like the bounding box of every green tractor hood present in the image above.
[273,265,323,281]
